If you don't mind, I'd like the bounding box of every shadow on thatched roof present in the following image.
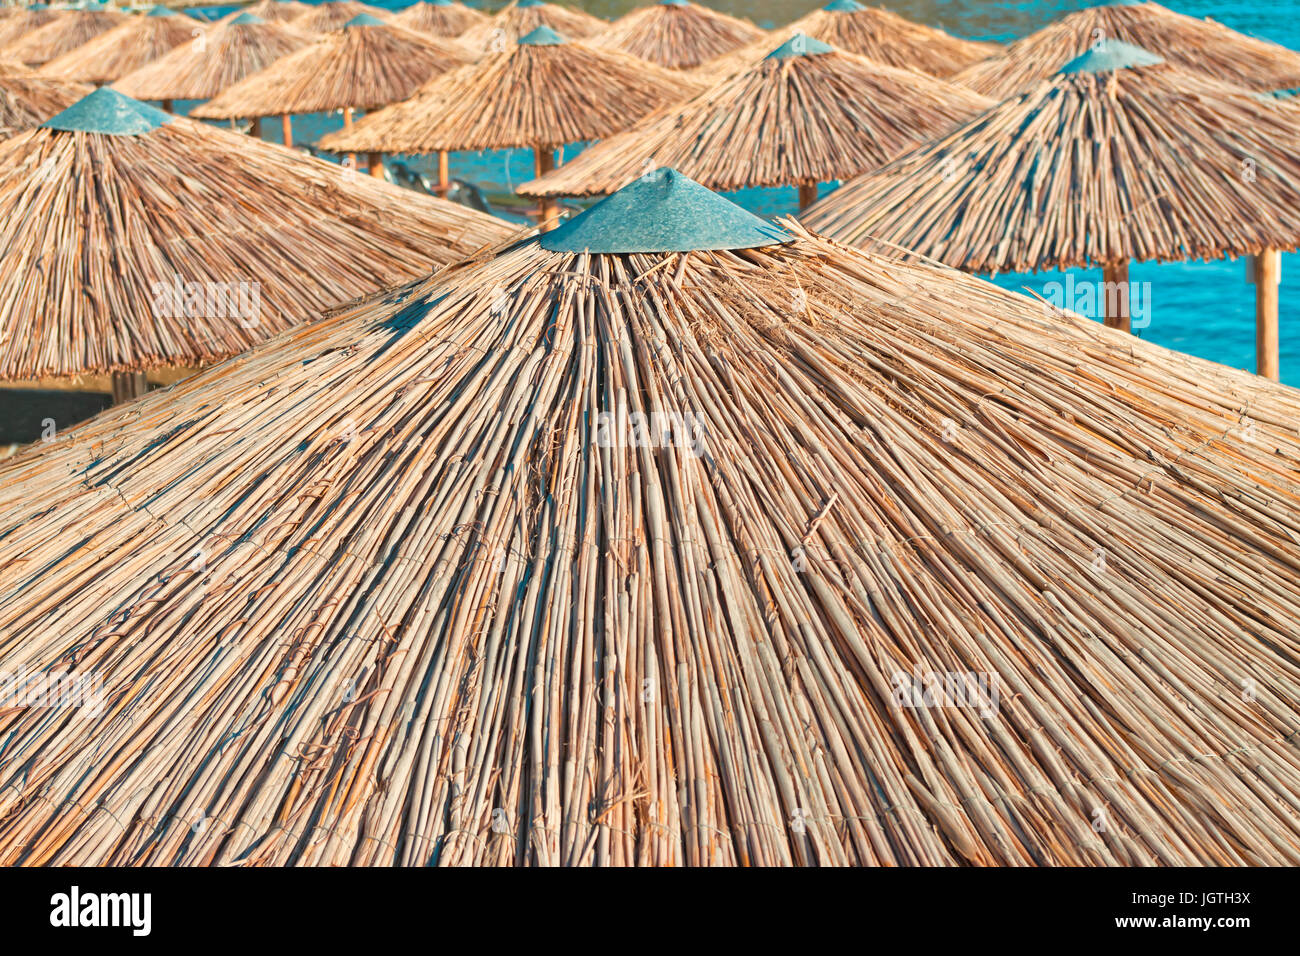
[114,12,311,103]
[805,45,1300,272]
[1,170,1300,865]
[191,15,471,119]
[37,7,198,85]
[586,0,765,71]
[391,0,486,39]
[953,1,1300,98]
[0,87,514,380]
[702,0,998,79]
[319,27,702,154]
[520,35,992,197]
[1,8,126,67]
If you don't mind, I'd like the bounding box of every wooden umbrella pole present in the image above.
[798,181,818,209]
[161,99,173,114]
[534,145,559,231]
[1102,261,1131,333]
[438,149,449,197]
[281,113,293,147]
[1253,248,1281,380]
[344,107,356,170]
[368,152,384,179]
[249,116,262,139]
[109,372,148,405]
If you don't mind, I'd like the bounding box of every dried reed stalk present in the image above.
[1,9,126,67]
[38,12,201,85]
[0,111,514,379]
[191,19,471,119]
[0,220,1299,866]
[522,45,992,197]
[588,1,765,71]
[805,61,1300,272]
[318,36,702,153]
[954,2,1300,99]
[114,16,312,103]
[0,69,89,137]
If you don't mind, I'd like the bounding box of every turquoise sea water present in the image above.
[185,0,1300,384]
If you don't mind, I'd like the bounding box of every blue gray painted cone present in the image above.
[344,13,388,28]
[42,88,172,137]
[230,12,266,24]
[518,25,566,46]
[1059,39,1164,75]
[766,33,835,60]
[540,168,791,254]
[146,5,178,17]
[823,0,865,11]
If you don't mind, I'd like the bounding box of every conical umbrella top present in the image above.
[42,86,171,135]
[344,12,388,28]
[1058,38,1163,74]
[822,0,865,10]
[765,32,834,59]
[229,12,266,25]
[542,167,790,252]
[146,6,178,17]
[518,24,565,46]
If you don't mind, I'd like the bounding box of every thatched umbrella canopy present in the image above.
[319,25,702,223]
[0,65,88,137]
[804,43,1300,375]
[0,7,60,51]
[458,0,605,54]
[2,169,1300,866]
[588,0,765,71]
[521,35,992,208]
[954,2,1300,98]
[0,88,513,389]
[192,14,471,161]
[702,0,997,80]
[38,7,199,86]
[219,0,313,24]
[391,0,487,39]
[289,0,389,34]
[1,8,126,67]
[113,13,311,112]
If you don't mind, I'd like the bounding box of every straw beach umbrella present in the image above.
[38,7,199,87]
[1,8,126,67]
[804,43,1300,377]
[521,35,992,209]
[588,0,765,71]
[220,0,312,24]
[0,6,59,50]
[290,0,389,34]
[319,26,702,223]
[458,0,604,53]
[391,0,486,39]
[114,13,312,114]
[703,0,997,80]
[954,2,1300,98]
[0,88,512,394]
[2,169,1300,866]
[192,14,471,168]
[0,65,88,137]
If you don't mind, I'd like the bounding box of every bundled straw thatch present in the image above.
[220,0,312,24]
[318,27,701,153]
[458,0,605,53]
[520,35,991,198]
[1,8,126,67]
[38,7,199,86]
[391,0,486,39]
[954,2,1300,98]
[0,88,513,380]
[804,47,1300,272]
[290,0,389,34]
[703,0,997,80]
[0,7,59,50]
[192,16,471,120]
[114,13,312,104]
[1,169,1300,866]
[0,67,88,137]
[588,0,764,71]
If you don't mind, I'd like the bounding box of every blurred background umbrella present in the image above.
[458,0,605,54]
[218,0,312,25]
[587,0,765,71]
[522,34,991,209]
[38,6,199,87]
[390,0,486,39]
[2,8,126,68]
[290,0,389,34]
[0,60,88,137]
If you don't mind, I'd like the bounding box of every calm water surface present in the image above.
[184,0,1300,383]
